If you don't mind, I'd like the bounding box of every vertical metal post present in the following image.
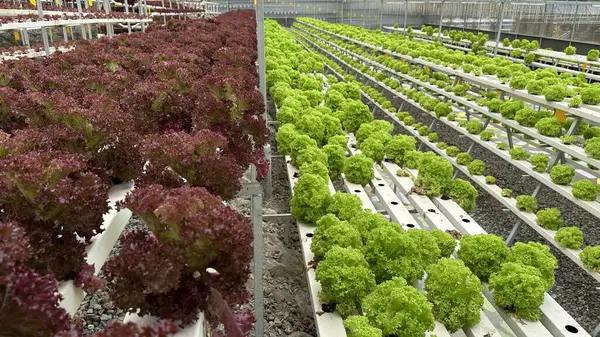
[251,187,264,337]
[437,0,445,40]
[36,0,51,56]
[494,0,506,55]
[104,0,113,38]
[63,26,68,42]
[378,0,383,29]
[569,0,578,42]
[403,0,408,33]
[539,2,548,40]
[252,0,266,328]
[125,1,132,33]
[253,0,267,330]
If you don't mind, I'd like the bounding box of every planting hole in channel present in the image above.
[354,190,361,193]
[462,218,471,223]
[406,223,415,228]
[391,201,399,205]
[427,209,436,213]
[306,233,313,238]
[565,325,578,333]
[378,183,385,186]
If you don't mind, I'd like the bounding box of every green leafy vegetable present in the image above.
[344,154,375,185]
[555,227,584,249]
[425,258,484,332]
[489,262,546,320]
[457,234,509,281]
[362,277,435,337]
[516,195,538,213]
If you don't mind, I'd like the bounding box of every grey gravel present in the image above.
[74,217,147,335]
[261,98,316,337]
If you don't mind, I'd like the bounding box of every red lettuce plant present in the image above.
[105,185,253,334]
[0,221,81,336]
[0,151,107,285]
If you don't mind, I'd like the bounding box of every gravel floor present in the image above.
[74,217,148,335]
[258,98,316,337]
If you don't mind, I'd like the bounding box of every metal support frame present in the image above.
[569,0,579,42]
[506,182,542,245]
[506,125,514,149]
[437,0,445,40]
[547,116,580,171]
[254,1,266,336]
[403,0,408,34]
[592,321,600,337]
[493,0,507,56]
[37,0,51,56]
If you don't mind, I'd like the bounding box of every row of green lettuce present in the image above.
[298,17,600,113]
[293,25,600,273]
[407,24,599,62]
[266,19,578,337]
[294,22,600,201]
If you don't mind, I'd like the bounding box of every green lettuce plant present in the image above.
[564,45,576,55]
[457,234,509,281]
[328,135,348,149]
[467,160,486,175]
[344,154,375,185]
[446,146,460,157]
[555,227,584,249]
[501,100,525,119]
[425,258,484,333]
[572,179,599,201]
[535,117,561,137]
[530,153,549,173]
[362,277,434,337]
[486,176,496,184]
[536,208,564,230]
[296,147,329,169]
[361,138,385,163]
[509,146,530,160]
[430,229,457,258]
[580,246,600,272]
[581,86,600,105]
[344,316,382,337]
[466,120,483,135]
[489,262,546,320]
[315,247,376,317]
[327,192,363,221]
[385,135,417,165]
[480,130,494,141]
[275,124,299,155]
[291,173,331,224]
[456,153,473,166]
[507,242,558,290]
[516,195,538,213]
[542,84,569,102]
[311,220,362,260]
[515,107,541,127]
[449,179,478,211]
[549,164,574,185]
[323,144,346,179]
[585,137,600,159]
[415,155,454,197]
[502,188,513,197]
[300,161,329,180]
